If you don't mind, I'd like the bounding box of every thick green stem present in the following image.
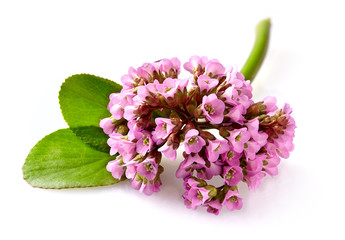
[240,18,271,83]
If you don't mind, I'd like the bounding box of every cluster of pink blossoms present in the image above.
[100,56,296,215]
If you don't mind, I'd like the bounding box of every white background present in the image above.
[1,0,344,239]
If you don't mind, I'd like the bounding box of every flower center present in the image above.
[235,133,242,142]
[214,144,221,152]
[165,86,172,93]
[145,163,153,172]
[143,136,150,145]
[204,104,215,115]
[226,168,236,179]
[188,136,198,145]
[162,123,167,131]
[229,196,238,202]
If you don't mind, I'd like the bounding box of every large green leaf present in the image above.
[23,128,120,189]
[59,74,122,151]
[59,74,122,127]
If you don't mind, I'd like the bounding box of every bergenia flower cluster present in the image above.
[100,56,296,215]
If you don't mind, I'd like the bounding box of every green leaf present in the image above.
[23,128,120,189]
[59,74,121,151]
[59,74,122,127]
[71,126,110,153]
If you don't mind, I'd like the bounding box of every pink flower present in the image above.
[228,69,245,87]
[159,58,181,77]
[100,117,116,135]
[176,78,189,92]
[205,61,225,77]
[246,153,266,174]
[243,140,261,160]
[182,178,211,209]
[131,176,161,196]
[246,118,268,147]
[196,162,222,180]
[206,139,230,162]
[133,130,153,155]
[121,67,138,90]
[137,63,155,80]
[197,74,219,92]
[118,140,136,163]
[107,133,136,162]
[156,78,178,99]
[106,156,125,180]
[222,166,243,186]
[180,154,206,170]
[153,117,175,140]
[263,154,281,176]
[262,104,296,159]
[107,133,123,155]
[221,151,242,166]
[223,190,243,211]
[108,90,135,110]
[110,103,124,120]
[206,200,222,215]
[183,56,209,74]
[223,79,253,109]
[126,120,140,141]
[228,128,251,153]
[222,85,239,106]
[136,158,158,181]
[134,81,158,104]
[245,172,266,191]
[100,56,296,212]
[225,105,246,124]
[184,129,206,154]
[123,105,138,121]
[123,160,137,179]
[240,80,253,99]
[108,93,120,110]
[175,164,192,179]
[263,96,278,113]
[158,142,177,161]
[201,94,225,124]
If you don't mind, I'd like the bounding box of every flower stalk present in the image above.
[241,18,271,82]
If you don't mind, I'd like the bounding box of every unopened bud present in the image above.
[136,118,148,129]
[170,117,181,126]
[219,127,230,138]
[186,102,196,115]
[200,130,216,140]
[205,185,217,198]
[194,107,203,118]
[167,133,180,149]
[246,101,264,118]
[116,124,129,135]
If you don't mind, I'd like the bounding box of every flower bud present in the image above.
[205,185,217,198]
[116,124,129,135]
[186,102,196,115]
[194,107,203,118]
[200,130,216,141]
[167,132,181,149]
[219,127,230,138]
[246,101,265,119]
[170,117,181,126]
